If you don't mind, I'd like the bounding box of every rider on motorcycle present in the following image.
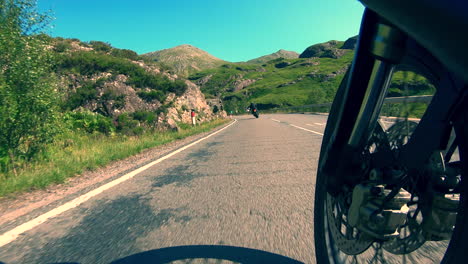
[247,102,257,113]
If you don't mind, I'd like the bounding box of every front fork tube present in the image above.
[347,60,394,148]
[324,9,405,192]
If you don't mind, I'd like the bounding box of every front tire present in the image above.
[314,44,468,264]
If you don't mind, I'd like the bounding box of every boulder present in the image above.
[166,117,180,132]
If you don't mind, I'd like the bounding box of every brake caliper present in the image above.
[348,184,411,239]
[422,193,459,240]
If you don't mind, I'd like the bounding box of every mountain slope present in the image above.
[247,49,299,64]
[299,40,348,59]
[189,35,433,113]
[50,38,217,132]
[142,44,226,77]
[189,53,354,112]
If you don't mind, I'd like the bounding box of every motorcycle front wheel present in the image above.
[314,36,468,264]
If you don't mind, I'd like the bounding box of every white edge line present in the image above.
[0,119,238,248]
[271,118,280,122]
[314,122,325,126]
[290,124,324,136]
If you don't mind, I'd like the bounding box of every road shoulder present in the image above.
[0,120,235,233]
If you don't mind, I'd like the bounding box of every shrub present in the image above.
[101,90,126,109]
[54,41,72,52]
[66,81,99,109]
[64,111,115,134]
[167,79,188,96]
[89,40,112,52]
[111,49,139,60]
[116,113,143,135]
[132,111,156,124]
[0,0,60,172]
[57,51,187,94]
[137,90,166,102]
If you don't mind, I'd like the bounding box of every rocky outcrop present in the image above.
[195,74,213,86]
[299,40,349,59]
[247,49,299,64]
[63,73,219,131]
[231,79,256,92]
[320,49,348,59]
[160,80,216,130]
[341,35,358,50]
[306,65,349,82]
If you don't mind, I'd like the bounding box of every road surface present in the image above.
[0,113,452,263]
[0,114,327,263]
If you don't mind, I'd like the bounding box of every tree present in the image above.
[0,0,59,174]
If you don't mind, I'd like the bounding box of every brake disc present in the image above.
[325,123,390,255]
[382,120,427,254]
[326,194,373,255]
[382,210,426,254]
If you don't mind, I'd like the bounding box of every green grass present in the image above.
[0,119,230,198]
[381,102,429,119]
[190,51,354,111]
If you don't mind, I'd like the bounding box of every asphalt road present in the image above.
[0,114,328,264]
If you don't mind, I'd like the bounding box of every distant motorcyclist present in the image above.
[247,102,257,112]
[247,103,259,118]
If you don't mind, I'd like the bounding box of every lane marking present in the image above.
[290,124,324,136]
[306,123,325,127]
[0,119,238,248]
[271,118,281,123]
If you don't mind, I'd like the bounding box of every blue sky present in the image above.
[38,0,365,62]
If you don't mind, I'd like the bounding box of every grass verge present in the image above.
[0,119,230,198]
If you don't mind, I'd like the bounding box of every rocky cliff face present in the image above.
[164,80,217,126]
[55,38,222,131]
[63,74,219,130]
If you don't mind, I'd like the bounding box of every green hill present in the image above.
[141,44,226,77]
[188,40,355,112]
[188,36,434,113]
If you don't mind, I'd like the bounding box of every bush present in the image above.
[116,113,143,135]
[66,81,100,109]
[131,111,156,124]
[167,79,188,96]
[110,49,139,60]
[57,51,186,94]
[64,111,115,134]
[275,62,291,68]
[89,41,112,52]
[0,0,60,172]
[137,90,166,102]
[54,41,72,52]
